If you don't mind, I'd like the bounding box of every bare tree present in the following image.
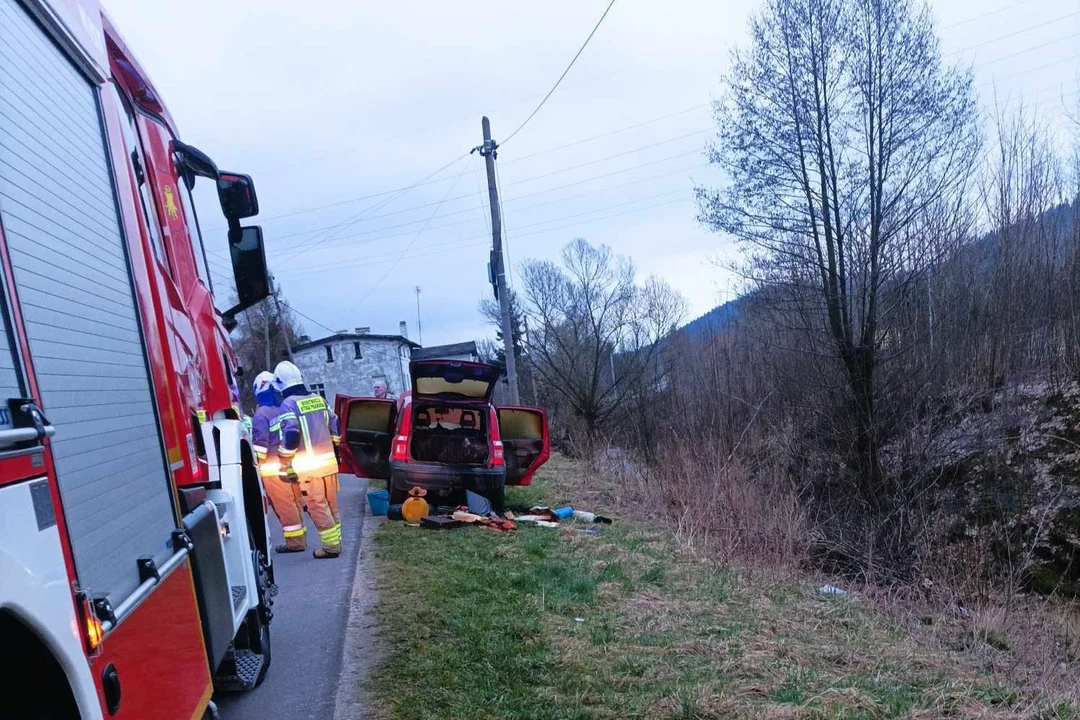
[697,0,979,503]
[520,238,686,447]
[230,284,303,412]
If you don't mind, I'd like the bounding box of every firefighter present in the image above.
[273,361,343,559]
[251,371,307,553]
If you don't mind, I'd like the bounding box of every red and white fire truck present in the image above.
[0,1,278,717]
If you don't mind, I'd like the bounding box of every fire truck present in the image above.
[0,0,278,717]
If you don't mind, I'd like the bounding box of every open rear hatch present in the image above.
[410,360,500,403]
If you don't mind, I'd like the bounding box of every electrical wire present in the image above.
[256,131,707,254]
[349,172,466,312]
[290,152,470,257]
[272,158,708,264]
[262,148,704,260]
[945,10,1080,57]
[973,32,1080,68]
[942,0,1030,30]
[279,193,692,278]
[501,104,709,166]
[278,299,337,335]
[281,189,690,277]
[501,0,619,146]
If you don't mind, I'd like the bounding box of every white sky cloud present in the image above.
[99,0,1080,345]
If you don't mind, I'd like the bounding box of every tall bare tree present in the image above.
[697,0,979,502]
[520,238,686,447]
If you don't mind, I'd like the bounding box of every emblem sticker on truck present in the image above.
[163,184,180,219]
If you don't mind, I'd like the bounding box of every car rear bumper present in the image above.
[390,460,505,503]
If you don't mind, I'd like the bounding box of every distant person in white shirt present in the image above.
[373,379,395,400]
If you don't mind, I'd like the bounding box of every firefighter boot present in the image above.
[301,474,341,559]
[264,473,307,552]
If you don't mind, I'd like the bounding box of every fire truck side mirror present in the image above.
[217,172,259,220]
[225,226,270,318]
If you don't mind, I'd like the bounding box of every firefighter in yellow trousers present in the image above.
[251,371,307,552]
[273,361,343,559]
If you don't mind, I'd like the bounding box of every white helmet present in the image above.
[252,371,276,396]
[273,361,304,390]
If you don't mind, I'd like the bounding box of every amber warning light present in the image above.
[76,593,103,653]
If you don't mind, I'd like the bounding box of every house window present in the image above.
[310,382,326,400]
[325,345,334,363]
[353,341,362,359]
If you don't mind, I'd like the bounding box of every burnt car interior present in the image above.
[410,405,490,465]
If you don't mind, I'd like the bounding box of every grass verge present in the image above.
[368,457,1079,719]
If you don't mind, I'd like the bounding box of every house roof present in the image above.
[411,341,479,360]
[294,332,420,353]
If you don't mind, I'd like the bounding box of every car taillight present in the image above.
[492,440,505,466]
[391,435,409,461]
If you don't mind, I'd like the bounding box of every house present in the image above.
[410,341,479,363]
[293,322,419,401]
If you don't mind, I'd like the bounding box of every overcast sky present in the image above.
[99,0,1080,347]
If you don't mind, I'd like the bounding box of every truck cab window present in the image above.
[110,85,168,268]
[176,179,214,293]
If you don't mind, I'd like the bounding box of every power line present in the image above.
[257,131,707,254]
[278,299,337,335]
[946,10,1080,57]
[204,166,472,234]
[280,189,691,277]
[209,104,713,245]
[941,0,1030,30]
[288,152,471,259]
[280,193,692,279]
[267,151,705,262]
[973,32,1080,68]
[501,0,619,146]
[350,171,465,313]
[978,51,1080,89]
[501,103,709,166]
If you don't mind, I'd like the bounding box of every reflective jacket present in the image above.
[278,392,340,476]
[251,403,283,478]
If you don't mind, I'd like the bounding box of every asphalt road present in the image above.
[216,474,368,720]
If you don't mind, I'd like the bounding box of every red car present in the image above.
[335,360,550,510]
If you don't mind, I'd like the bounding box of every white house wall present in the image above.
[295,338,412,402]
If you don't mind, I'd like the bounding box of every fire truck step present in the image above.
[231,585,247,611]
[233,650,264,689]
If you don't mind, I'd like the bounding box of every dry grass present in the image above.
[369,454,1080,718]
[557,452,1080,716]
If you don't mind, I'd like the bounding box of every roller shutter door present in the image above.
[0,0,177,603]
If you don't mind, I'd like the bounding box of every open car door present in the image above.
[334,394,397,479]
[496,406,551,486]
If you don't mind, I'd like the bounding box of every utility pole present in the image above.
[478,116,520,405]
[269,275,294,362]
[415,285,423,345]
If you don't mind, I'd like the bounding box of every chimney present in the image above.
[399,321,408,339]
[298,334,310,343]
[355,326,370,335]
